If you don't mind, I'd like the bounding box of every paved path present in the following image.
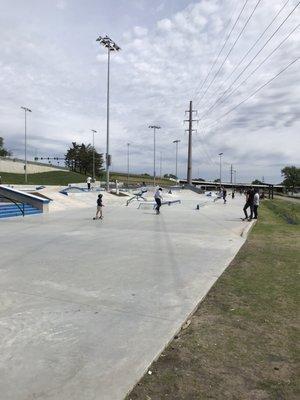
[0,192,251,400]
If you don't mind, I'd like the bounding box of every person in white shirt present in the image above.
[154,187,163,215]
[253,190,260,219]
[86,176,92,190]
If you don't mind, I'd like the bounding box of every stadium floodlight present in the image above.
[218,152,223,185]
[96,35,121,191]
[20,106,32,183]
[91,129,98,181]
[148,125,161,186]
[172,140,181,179]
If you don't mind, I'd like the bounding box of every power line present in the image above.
[200,1,300,120]
[204,57,299,130]
[197,135,217,166]
[190,0,243,100]
[194,0,263,106]
[205,0,291,106]
[201,22,300,120]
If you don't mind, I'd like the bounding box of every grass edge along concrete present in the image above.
[126,198,300,400]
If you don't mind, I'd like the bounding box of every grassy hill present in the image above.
[0,171,90,185]
[0,170,173,187]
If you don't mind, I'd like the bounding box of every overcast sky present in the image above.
[0,0,299,183]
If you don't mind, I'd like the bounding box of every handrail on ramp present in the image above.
[0,195,25,217]
[138,199,181,209]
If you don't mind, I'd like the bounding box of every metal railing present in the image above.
[0,195,25,217]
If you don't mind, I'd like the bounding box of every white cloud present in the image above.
[56,1,67,10]
[133,26,148,37]
[157,18,173,31]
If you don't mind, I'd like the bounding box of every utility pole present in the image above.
[184,101,197,185]
[230,164,233,184]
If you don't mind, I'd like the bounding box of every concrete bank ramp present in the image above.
[39,186,128,212]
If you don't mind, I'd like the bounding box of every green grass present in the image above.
[0,171,89,185]
[126,199,300,400]
[110,172,174,187]
[0,170,174,187]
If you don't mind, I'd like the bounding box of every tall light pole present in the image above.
[96,35,121,191]
[127,142,130,188]
[91,129,98,182]
[218,152,223,186]
[21,106,32,183]
[148,125,161,186]
[173,139,180,179]
[159,151,163,178]
[234,169,237,184]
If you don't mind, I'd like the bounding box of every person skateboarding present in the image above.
[154,187,163,215]
[93,194,104,220]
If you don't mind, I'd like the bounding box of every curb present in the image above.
[240,219,256,238]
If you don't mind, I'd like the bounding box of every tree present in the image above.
[281,166,300,194]
[214,178,220,183]
[65,142,104,176]
[0,137,11,157]
[252,179,264,185]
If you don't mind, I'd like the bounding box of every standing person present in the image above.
[243,187,254,221]
[232,189,235,199]
[141,181,147,196]
[93,194,104,220]
[154,187,163,215]
[253,189,260,219]
[222,188,227,204]
[87,176,92,191]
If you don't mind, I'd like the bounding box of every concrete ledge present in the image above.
[0,185,50,212]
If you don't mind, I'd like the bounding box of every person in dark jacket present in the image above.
[93,194,104,220]
[243,188,254,220]
[222,188,227,204]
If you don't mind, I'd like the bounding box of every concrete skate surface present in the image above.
[0,190,252,400]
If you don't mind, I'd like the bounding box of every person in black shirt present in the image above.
[222,188,227,204]
[243,188,254,221]
[93,194,104,220]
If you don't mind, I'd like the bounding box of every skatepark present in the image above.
[0,186,253,400]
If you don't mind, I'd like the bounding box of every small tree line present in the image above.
[65,142,104,176]
[0,137,11,157]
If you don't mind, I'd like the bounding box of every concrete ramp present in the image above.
[0,193,252,400]
[0,185,50,215]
